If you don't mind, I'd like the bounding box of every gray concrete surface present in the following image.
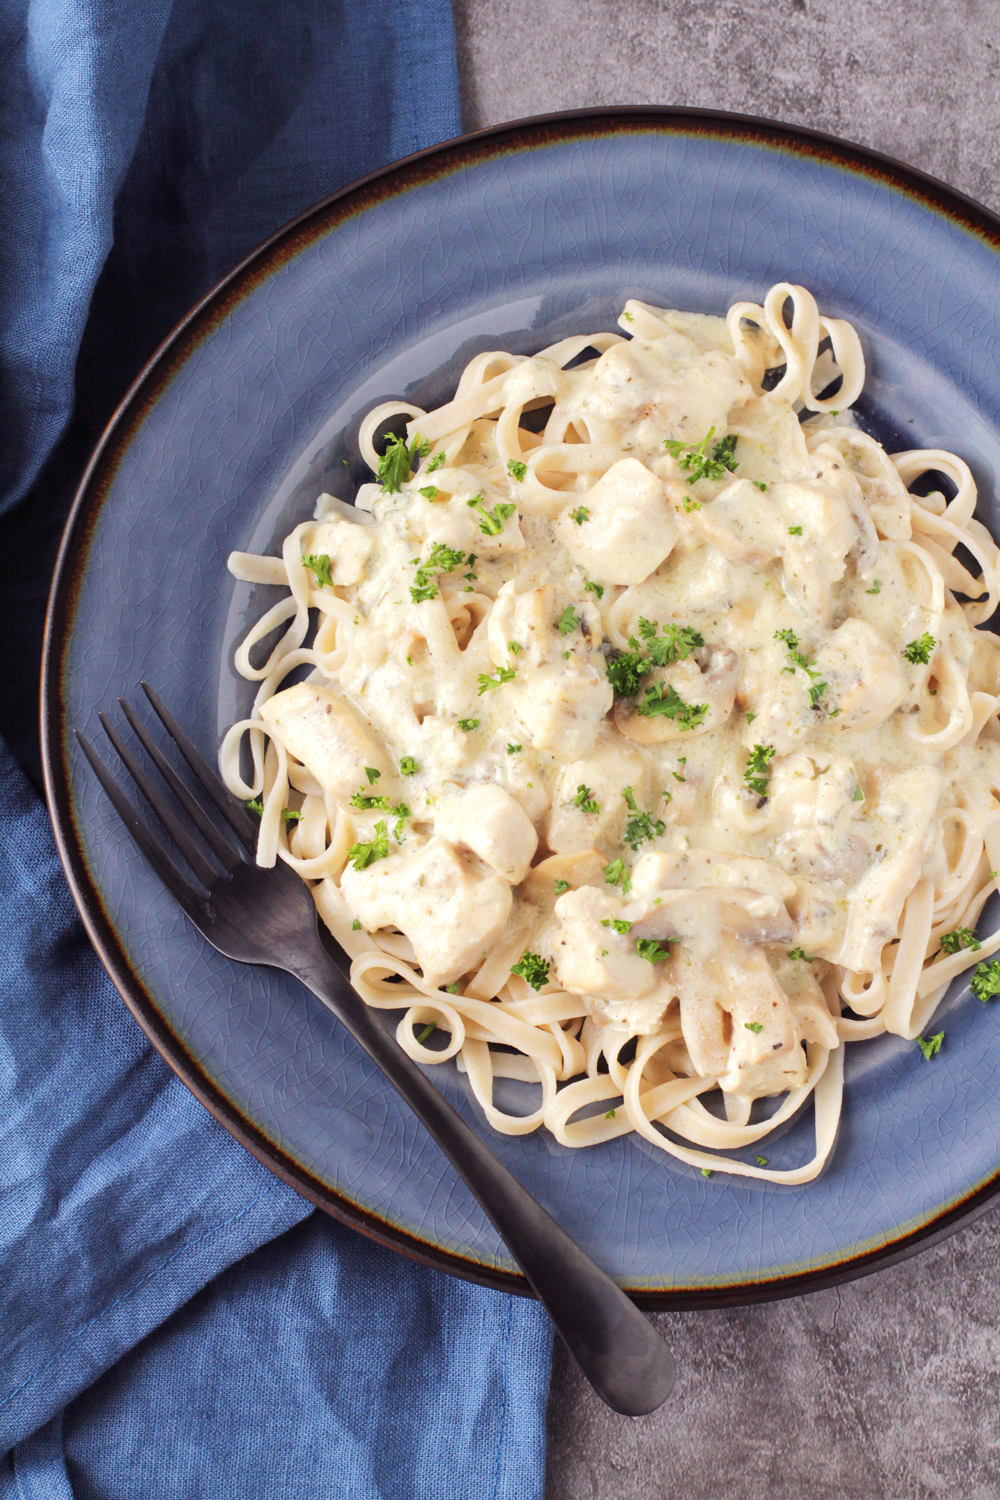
[452,2,1000,1495]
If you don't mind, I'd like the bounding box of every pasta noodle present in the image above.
[222,283,1000,1183]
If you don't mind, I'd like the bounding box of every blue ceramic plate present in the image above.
[43,109,1000,1304]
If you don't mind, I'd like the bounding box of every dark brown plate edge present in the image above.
[40,103,1000,1309]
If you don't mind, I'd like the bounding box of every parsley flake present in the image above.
[399,756,418,776]
[607,649,650,697]
[467,494,517,536]
[867,579,881,595]
[409,543,466,602]
[476,666,516,694]
[416,1022,436,1043]
[744,744,776,800]
[352,918,362,930]
[635,937,671,963]
[569,506,590,525]
[574,783,601,814]
[584,579,604,600]
[302,553,333,588]
[364,768,381,785]
[755,1156,769,1167]
[605,1108,617,1119]
[507,459,527,481]
[510,951,550,991]
[604,859,632,894]
[939,927,981,955]
[378,432,430,492]
[637,681,708,729]
[557,604,579,635]
[744,1021,764,1033]
[917,1031,944,1060]
[553,879,571,896]
[971,960,1000,1002]
[425,451,446,473]
[787,947,817,962]
[419,486,440,501]
[347,820,390,870]
[788,525,803,536]
[904,633,936,664]
[663,426,739,484]
[457,717,479,731]
[507,743,522,755]
[246,798,264,815]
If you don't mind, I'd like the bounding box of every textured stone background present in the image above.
[451,3,1000,1495]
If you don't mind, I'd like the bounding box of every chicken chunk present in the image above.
[259,683,391,801]
[546,726,651,854]
[771,478,858,626]
[304,515,377,585]
[547,886,670,1030]
[340,836,512,987]
[434,783,538,884]
[487,583,612,758]
[812,618,904,734]
[682,480,782,568]
[552,459,679,584]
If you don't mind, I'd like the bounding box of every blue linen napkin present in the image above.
[0,0,554,1493]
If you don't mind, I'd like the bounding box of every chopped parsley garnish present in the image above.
[507,459,527,481]
[623,310,635,323]
[867,579,881,595]
[510,951,550,991]
[637,681,708,729]
[445,982,460,994]
[347,821,390,870]
[904,632,936,664]
[476,666,516,694]
[302,553,334,588]
[604,859,632,894]
[745,710,756,724]
[569,506,590,525]
[622,786,640,812]
[506,641,521,655]
[853,784,864,803]
[377,432,430,492]
[425,450,446,473]
[744,1021,764,1033]
[663,426,739,485]
[389,802,411,819]
[635,938,671,963]
[507,743,522,754]
[283,808,303,823]
[743,743,776,799]
[753,481,768,492]
[605,1108,617,1119]
[623,807,665,850]
[399,756,418,776]
[416,1022,436,1043]
[701,1168,712,1179]
[600,917,633,934]
[584,579,604,600]
[607,649,650,697]
[364,768,381,785]
[788,525,803,536]
[553,879,571,896]
[419,486,440,501]
[457,717,480,731]
[774,627,827,708]
[409,543,466,602]
[352,918,362,930]
[638,618,705,667]
[787,947,817,962]
[939,927,981,955]
[574,783,601,814]
[557,604,579,635]
[467,493,517,536]
[917,1031,944,1060]
[970,960,1000,1002]
[350,789,390,810]
[246,798,263,815]
[755,1156,769,1167]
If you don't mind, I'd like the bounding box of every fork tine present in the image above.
[118,698,244,871]
[75,731,203,911]
[140,681,259,850]
[98,712,222,891]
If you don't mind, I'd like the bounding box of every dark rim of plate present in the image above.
[41,105,1000,1307]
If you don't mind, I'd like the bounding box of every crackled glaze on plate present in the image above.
[43,110,1000,1302]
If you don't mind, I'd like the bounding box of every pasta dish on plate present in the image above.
[222,283,1000,1184]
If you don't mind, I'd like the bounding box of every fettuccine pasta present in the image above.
[222,284,1000,1183]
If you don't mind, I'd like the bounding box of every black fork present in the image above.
[76,683,675,1416]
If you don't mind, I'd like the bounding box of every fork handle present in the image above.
[289,943,674,1416]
